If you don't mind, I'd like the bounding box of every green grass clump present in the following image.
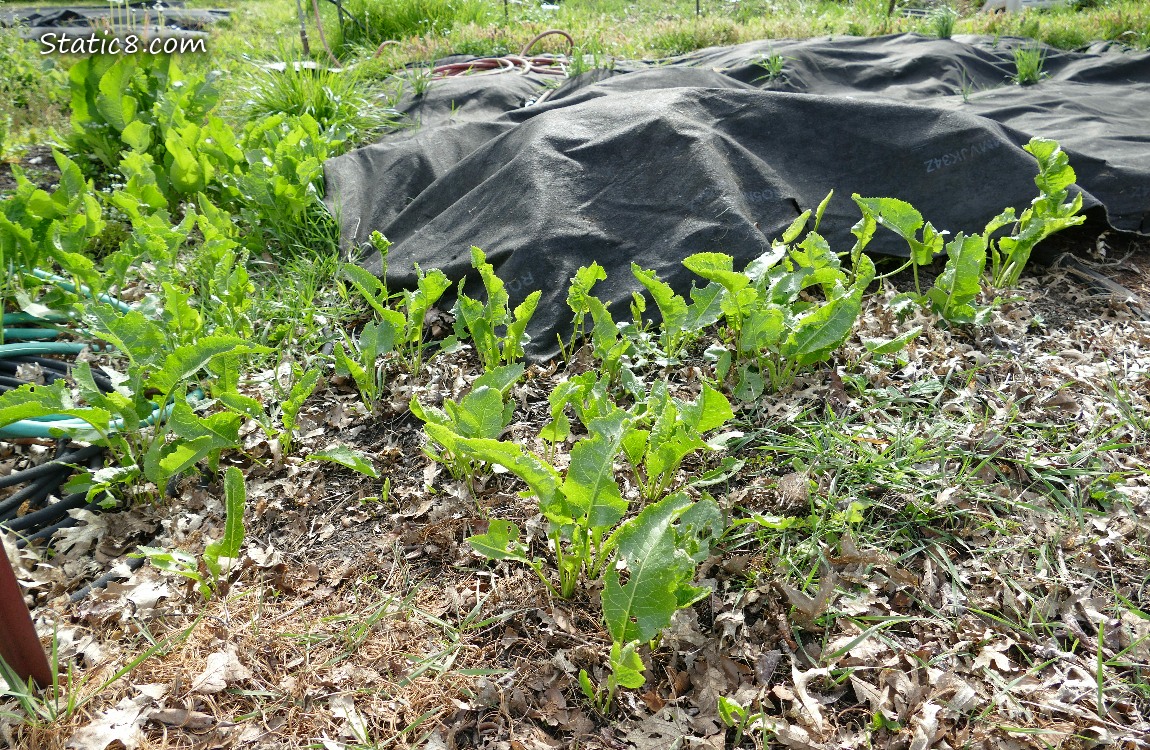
[646,18,740,55]
[1013,45,1048,85]
[0,26,67,154]
[234,58,401,146]
[339,0,495,51]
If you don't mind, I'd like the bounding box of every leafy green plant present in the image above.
[621,381,735,500]
[0,150,104,292]
[333,318,395,407]
[752,51,787,82]
[411,363,524,483]
[223,112,343,256]
[929,6,959,39]
[135,466,247,598]
[1013,45,1047,85]
[580,639,645,715]
[717,695,771,746]
[630,263,724,362]
[453,247,541,371]
[0,304,269,501]
[562,263,635,387]
[683,194,877,397]
[235,52,400,142]
[427,406,722,600]
[341,250,452,377]
[991,138,1086,286]
[67,54,224,191]
[277,364,322,455]
[855,137,1085,322]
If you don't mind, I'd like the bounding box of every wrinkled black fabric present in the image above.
[325,34,1150,361]
[1,2,229,37]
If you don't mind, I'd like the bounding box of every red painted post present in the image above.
[0,543,52,688]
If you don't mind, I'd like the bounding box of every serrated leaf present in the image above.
[609,641,646,690]
[562,410,629,531]
[149,336,270,395]
[203,466,245,578]
[601,493,698,643]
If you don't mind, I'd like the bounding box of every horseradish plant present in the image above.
[452,246,541,371]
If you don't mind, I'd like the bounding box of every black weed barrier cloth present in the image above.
[325,34,1150,361]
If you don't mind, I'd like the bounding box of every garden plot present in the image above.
[4,248,1148,748]
[0,18,1148,750]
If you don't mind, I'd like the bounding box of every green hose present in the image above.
[0,270,148,439]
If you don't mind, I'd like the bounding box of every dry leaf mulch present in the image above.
[2,244,1149,750]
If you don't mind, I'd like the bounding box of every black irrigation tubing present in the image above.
[1,443,107,536]
[4,491,89,534]
[69,555,146,603]
[13,493,106,548]
[0,355,116,392]
[0,444,104,489]
[0,472,67,521]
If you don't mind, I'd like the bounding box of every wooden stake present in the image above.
[0,543,51,689]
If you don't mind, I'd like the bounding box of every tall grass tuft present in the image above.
[1012,45,1047,85]
[929,6,959,40]
[646,18,740,56]
[234,58,400,147]
[339,0,494,50]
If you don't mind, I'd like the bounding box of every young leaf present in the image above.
[609,641,646,690]
[203,466,246,578]
[305,446,379,477]
[863,326,923,354]
[601,492,701,644]
[468,519,531,562]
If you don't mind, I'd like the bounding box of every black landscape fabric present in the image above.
[324,34,1150,361]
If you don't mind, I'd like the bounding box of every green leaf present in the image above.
[472,363,525,395]
[89,306,167,368]
[679,384,734,434]
[94,56,138,133]
[305,445,379,477]
[601,493,699,644]
[121,120,153,152]
[468,519,531,562]
[282,367,321,436]
[683,283,726,331]
[504,291,541,363]
[781,210,811,244]
[781,255,875,365]
[0,381,111,436]
[424,426,564,519]
[927,232,986,322]
[863,326,923,354]
[683,253,751,297]
[203,466,246,578]
[609,641,646,690]
[149,337,271,395]
[852,196,923,243]
[343,264,391,319]
[562,410,629,532]
[632,264,688,337]
[447,386,508,440]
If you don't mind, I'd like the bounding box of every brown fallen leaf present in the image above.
[191,644,253,694]
[66,697,148,750]
[146,708,216,731]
